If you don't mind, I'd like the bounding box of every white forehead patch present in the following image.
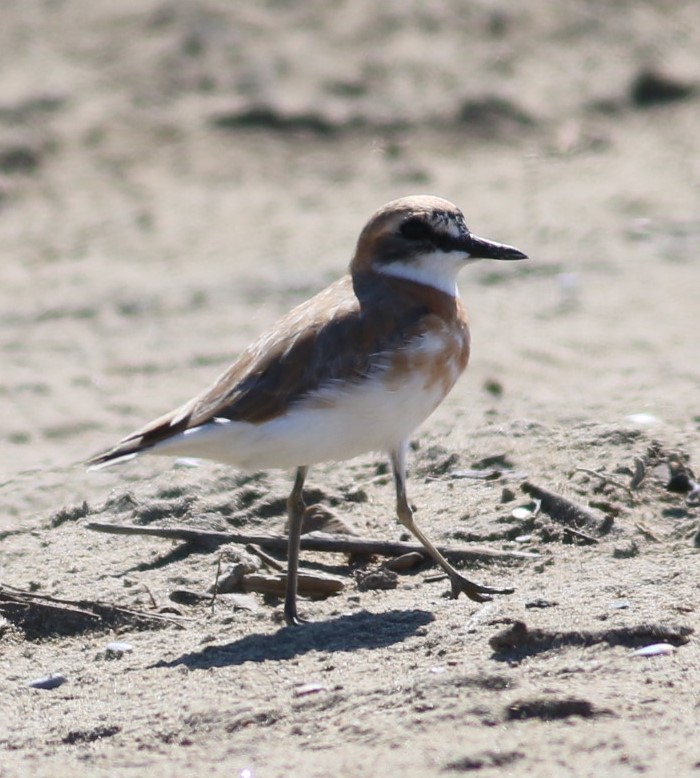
[446,217,465,239]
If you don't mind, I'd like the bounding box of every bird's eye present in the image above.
[400,218,433,242]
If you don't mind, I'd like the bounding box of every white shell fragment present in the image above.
[511,507,533,520]
[633,643,675,657]
[27,673,67,689]
[106,641,134,656]
[610,600,631,610]
[173,457,203,468]
[625,413,660,426]
[294,682,326,697]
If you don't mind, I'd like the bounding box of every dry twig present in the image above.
[245,543,285,571]
[490,619,693,653]
[0,582,186,639]
[633,521,664,543]
[630,457,646,490]
[521,482,601,530]
[86,521,536,563]
[562,527,598,545]
[575,467,634,497]
[241,571,345,598]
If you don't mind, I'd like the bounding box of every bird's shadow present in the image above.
[152,608,434,670]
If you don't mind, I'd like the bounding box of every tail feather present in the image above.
[86,403,195,470]
[86,430,155,469]
[86,449,140,471]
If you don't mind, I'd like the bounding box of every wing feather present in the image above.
[87,273,452,467]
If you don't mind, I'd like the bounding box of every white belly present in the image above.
[147,370,451,470]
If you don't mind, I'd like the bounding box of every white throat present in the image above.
[376,250,467,297]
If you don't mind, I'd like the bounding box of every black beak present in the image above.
[464,233,527,261]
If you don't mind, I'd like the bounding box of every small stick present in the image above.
[241,571,345,598]
[575,467,634,497]
[634,521,663,543]
[143,584,158,609]
[630,458,646,490]
[210,553,222,610]
[562,527,598,545]
[490,620,693,653]
[86,522,537,563]
[521,482,600,529]
[0,583,187,631]
[424,573,448,583]
[246,543,284,571]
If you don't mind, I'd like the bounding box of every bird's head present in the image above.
[351,195,527,296]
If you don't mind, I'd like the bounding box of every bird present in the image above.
[88,195,527,625]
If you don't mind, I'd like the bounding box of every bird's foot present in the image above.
[449,573,514,603]
[284,603,311,626]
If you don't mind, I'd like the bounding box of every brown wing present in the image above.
[88,273,457,467]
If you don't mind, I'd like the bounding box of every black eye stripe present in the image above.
[400,217,434,242]
[400,215,469,252]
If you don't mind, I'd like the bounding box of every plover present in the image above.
[89,195,527,624]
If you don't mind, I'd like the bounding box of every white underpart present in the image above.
[376,249,469,297]
[144,342,451,470]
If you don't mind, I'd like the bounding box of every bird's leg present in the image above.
[390,446,514,603]
[284,465,309,625]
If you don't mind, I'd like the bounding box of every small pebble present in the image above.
[610,600,631,610]
[500,487,516,503]
[27,673,67,690]
[385,552,424,572]
[525,598,557,609]
[633,643,675,657]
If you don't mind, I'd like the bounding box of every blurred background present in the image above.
[1,0,698,486]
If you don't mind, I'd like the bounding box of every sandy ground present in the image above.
[1,2,700,776]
